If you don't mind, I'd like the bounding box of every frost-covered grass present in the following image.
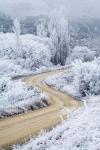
[13,59,100,150]
[45,70,77,97]
[0,77,50,118]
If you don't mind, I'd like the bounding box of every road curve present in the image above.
[0,69,81,149]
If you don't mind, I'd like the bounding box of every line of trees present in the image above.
[1,6,99,66]
[13,7,70,66]
[37,7,70,65]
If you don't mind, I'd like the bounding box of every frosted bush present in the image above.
[70,46,95,62]
[0,77,50,118]
[0,59,28,76]
[0,33,52,71]
[73,60,100,97]
[16,36,52,70]
[0,33,16,58]
[0,77,8,93]
[45,71,73,90]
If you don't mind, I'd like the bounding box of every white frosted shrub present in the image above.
[70,46,95,62]
[0,33,52,71]
[0,77,50,118]
[16,37,52,70]
[73,60,100,97]
[0,77,8,93]
[0,59,28,76]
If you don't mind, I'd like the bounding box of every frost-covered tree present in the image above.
[49,6,70,65]
[13,18,21,56]
[37,23,48,37]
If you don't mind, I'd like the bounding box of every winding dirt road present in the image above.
[0,69,80,149]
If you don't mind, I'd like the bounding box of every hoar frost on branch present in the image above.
[49,6,70,65]
[37,23,48,37]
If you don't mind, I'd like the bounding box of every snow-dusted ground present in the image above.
[13,96,100,150]
[13,65,100,150]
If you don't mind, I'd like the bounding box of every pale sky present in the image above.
[0,0,100,18]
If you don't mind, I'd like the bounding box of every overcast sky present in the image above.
[0,0,100,18]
